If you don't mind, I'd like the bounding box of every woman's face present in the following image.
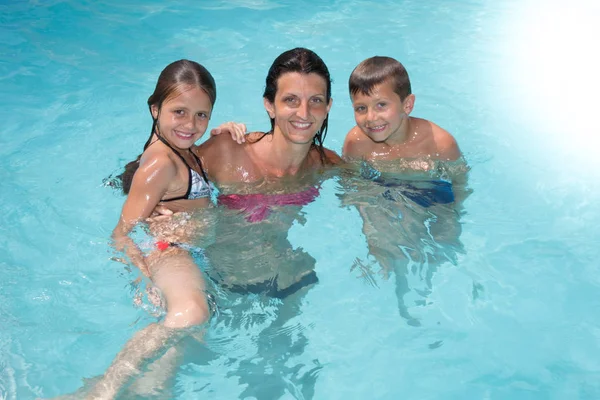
[264,72,332,145]
[151,85,213,150]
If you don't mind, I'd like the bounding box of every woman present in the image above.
[199,47,340,183]
[194,47,341,299]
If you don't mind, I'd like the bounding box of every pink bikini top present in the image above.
[218,186,320,222]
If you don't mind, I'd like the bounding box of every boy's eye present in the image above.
[354,105,366,113]
[197,112,208,119]
[376,102,387,108]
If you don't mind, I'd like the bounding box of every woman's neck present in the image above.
[250,130,313,177]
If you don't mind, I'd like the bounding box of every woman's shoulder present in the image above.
[198,131,250,153]
[308,145,343,166]
[323,147,343,164]
[196,131,259,180]
[198,131,270,158]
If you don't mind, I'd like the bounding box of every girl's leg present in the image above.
[151,250,210,329]
[86,249,210,400]
[124,345,181,398]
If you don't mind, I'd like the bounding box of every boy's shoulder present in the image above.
[431,121,461,161]
[414,118,461,161]
[342,125,373,159]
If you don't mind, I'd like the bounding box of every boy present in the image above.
[340,57,466,326]
[342,56,461,164]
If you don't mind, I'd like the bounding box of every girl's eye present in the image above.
[174,109,185,116]
[197,112,208,119]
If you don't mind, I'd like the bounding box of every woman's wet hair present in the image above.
[260,47,332,164]
[117,60,217,194]
[349,56,411,101]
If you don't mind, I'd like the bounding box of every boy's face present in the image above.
[351,81,414,143]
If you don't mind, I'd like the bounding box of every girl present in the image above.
[88,60,243,399]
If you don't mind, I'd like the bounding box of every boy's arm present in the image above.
[429,122,471,206]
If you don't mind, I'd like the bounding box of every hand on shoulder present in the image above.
[210,121,247,144]
[198,129,244,159]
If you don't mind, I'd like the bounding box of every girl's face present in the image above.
[264,72,332,145]
[151,85,213,150]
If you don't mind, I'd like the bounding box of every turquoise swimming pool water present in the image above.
[2,0,600,399]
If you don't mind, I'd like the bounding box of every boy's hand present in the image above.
[210,122,247,144]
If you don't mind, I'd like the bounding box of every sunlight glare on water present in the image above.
[503,0,600,170]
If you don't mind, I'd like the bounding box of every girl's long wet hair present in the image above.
[260,47,332,164]
[117,60,217,194]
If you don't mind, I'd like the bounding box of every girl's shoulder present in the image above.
[138,143,178,175]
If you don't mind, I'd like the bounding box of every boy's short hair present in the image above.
[349,56,412,101]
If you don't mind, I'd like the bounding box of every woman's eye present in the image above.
[311,97,323,104]
[284,97,298,104]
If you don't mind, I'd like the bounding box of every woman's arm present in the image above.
[112,152,177,277]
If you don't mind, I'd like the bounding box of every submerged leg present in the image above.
[124,345,182,398]
[86,250,210,400]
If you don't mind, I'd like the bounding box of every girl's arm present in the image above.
[112,153,176,277]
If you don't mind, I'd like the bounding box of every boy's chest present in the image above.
[366,139,437,161]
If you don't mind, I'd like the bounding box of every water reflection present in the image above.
[337,159,471,326]
[184,172,333,399]
[123,162,471,397]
